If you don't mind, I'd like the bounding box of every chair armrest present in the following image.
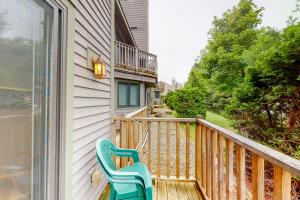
[114,147,140,163]
[110,170,146,188]
[109,176,144,187]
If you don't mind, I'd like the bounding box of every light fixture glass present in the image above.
[93,56,106,79]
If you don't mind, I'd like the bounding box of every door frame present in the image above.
[41,0,68,199]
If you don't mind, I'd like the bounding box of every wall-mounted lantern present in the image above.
[93,56,106,79]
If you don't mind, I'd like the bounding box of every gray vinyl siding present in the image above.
[120,0,149,51]
[115,79,145,116]
[72,0,112,199]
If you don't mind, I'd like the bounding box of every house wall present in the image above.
[114,79,146,116]
[71,0,112,199]
[119,0,149,51]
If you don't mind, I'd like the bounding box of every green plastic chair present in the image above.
[96,139,152,200]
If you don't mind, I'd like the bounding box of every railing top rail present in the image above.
[125,106,148,118]
[197,118,300,177]
[113,117,196,122]
[114,40,135,48]
[115,41,157,57]
[137,49,157,58]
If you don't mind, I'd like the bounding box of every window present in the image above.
[118,82,140,107]
[155,91,160,98]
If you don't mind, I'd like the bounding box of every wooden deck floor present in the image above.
[153,180,202,200]
[99,180,203,200]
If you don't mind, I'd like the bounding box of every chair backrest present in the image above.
[96,139,117,181]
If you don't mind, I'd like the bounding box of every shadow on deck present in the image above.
[99,180,203,200]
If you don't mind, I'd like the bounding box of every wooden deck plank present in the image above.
[157,180,168,200]
[167,181,178,200]
[175,182,189,200]
[185,182,201,200]
[153,180,158,200]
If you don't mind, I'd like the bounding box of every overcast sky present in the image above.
[149,0,297,84]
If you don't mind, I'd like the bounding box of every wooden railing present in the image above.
[156,82,164,91]
[112,107,149,167]
[125,106,149,118]
[114,41,157,75]
[112,116,300,199]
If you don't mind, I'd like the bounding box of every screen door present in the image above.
[0,0,58,199]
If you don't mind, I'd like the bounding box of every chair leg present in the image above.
[110,187,116,200]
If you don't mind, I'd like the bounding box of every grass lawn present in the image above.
[175,111,236,141]
[205,111,236,133]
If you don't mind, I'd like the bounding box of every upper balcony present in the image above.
[114,41,158,78]
[155,82,164,91]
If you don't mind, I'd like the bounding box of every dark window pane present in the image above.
[129,84,139,106]
[118,83,128,107]
[155,91,160,98]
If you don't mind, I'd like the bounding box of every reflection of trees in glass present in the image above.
[0,12,7,35]
[0,10,48,113]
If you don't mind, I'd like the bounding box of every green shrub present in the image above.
[165,87,207,118]
[164,91,176,109]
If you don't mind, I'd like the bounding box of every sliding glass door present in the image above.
[0,0,59,199]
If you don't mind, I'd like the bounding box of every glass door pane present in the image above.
[0,0,54,199]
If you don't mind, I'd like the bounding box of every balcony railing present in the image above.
[111,116,300,199]
[115,41,157,76]
[156,82,164,91]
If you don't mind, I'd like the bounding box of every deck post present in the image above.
[195,116,202,182]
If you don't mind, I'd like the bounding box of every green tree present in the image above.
[187,0,264,112]
[227,23,300,158]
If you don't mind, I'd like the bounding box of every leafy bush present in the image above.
[165,88,207,118]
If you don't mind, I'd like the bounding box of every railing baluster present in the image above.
[217,134,224,200]
[157,121,161,178]
[252,154,264,200]
[166,121,171,178]
[202,125,207,189]
[112,119,117,165]
[137,119,140,146]
[211,129,218,200]
[274,166,292,200]
[226,139,233,200]
[134,119,138,148]
[128,120,134,164]
[127,46,129,66]
[129,120,134,149]
[140,120,144,162]
[282,169,291,200]
[206,128,212,197]
[136,49,138,69]
[186,122,190,179]
[195,120,201,181]
[176,122,180,178]
[120,120,127,167]
[274,166,282,200]
[147,121,151,172]
[236,145,246,200]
